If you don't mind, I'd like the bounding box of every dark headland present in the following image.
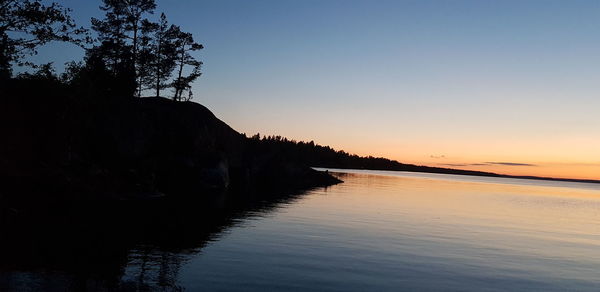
[271,144,600,185]
[1,79,343,291]
[247,134,600,185]
[0,79,341,206]
[2,78,597,219]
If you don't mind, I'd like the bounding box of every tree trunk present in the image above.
[133,20,140,97]
[156,63,160,97]
[155,39,161,98]
[174,43,186,101]
[0,33,11,79]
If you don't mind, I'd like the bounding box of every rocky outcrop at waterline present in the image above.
[0,79,341,206]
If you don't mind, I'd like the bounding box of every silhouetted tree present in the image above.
[91,0,126,73]
[2,0,204,100]
[58,58,115,98]
[90,0,133,96]
[90,0,157,97]
[16,62,58,81]
[121,0,156,96]
[78,53,118,98]
[171,30,203,101]
[60,61,85,85]
[136,19,158,95]
[146,13,178,97]
[0,0,87,79]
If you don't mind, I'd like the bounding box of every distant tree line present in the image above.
[1,0,203,101]
[246,134,505,177]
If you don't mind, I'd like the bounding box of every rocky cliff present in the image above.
[0,80,340,207]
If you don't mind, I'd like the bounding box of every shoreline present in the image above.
[316,167,600,187]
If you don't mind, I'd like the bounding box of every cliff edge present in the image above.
[0,80,341,206]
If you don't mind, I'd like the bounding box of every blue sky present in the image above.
[31,0,600,179]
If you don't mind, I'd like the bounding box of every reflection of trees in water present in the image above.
[0,187,317,291]
[122,247,188,291]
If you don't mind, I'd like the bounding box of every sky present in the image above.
[33,0,600,180]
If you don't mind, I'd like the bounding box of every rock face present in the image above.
[0,80,341,291]
[0,81,340,204]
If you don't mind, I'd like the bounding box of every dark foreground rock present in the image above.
[0,79,341,206]
[0,78,342,290]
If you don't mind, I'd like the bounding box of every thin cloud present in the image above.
[439,162,536,168]
[430,155,446,159]
[439,163,487,167]
[485,162,537,167]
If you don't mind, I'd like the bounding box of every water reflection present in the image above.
[3,171,600,291]
[174,171,600,291]
[0,187,317,291]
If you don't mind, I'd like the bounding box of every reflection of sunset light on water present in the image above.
[179,170,600,290]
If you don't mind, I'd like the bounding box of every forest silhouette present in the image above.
[1,0,202,100]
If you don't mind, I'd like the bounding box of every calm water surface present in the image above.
[4,169,600,291]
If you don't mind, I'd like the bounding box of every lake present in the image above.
[3,169,600,291]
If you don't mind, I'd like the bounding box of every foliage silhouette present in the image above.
[0,0,88,79]
[1,0,204,100]
[88,1,203,99]
[172,29,203,101]
[147,13,178,97]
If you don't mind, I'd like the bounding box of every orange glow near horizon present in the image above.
[334,142,600,181]
[212,86,600,181]
[230,126,600,181]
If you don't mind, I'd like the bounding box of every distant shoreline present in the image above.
[314,166,600,185]
[248,136,599,186]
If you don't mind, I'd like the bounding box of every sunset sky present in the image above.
[37,0,600,180]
